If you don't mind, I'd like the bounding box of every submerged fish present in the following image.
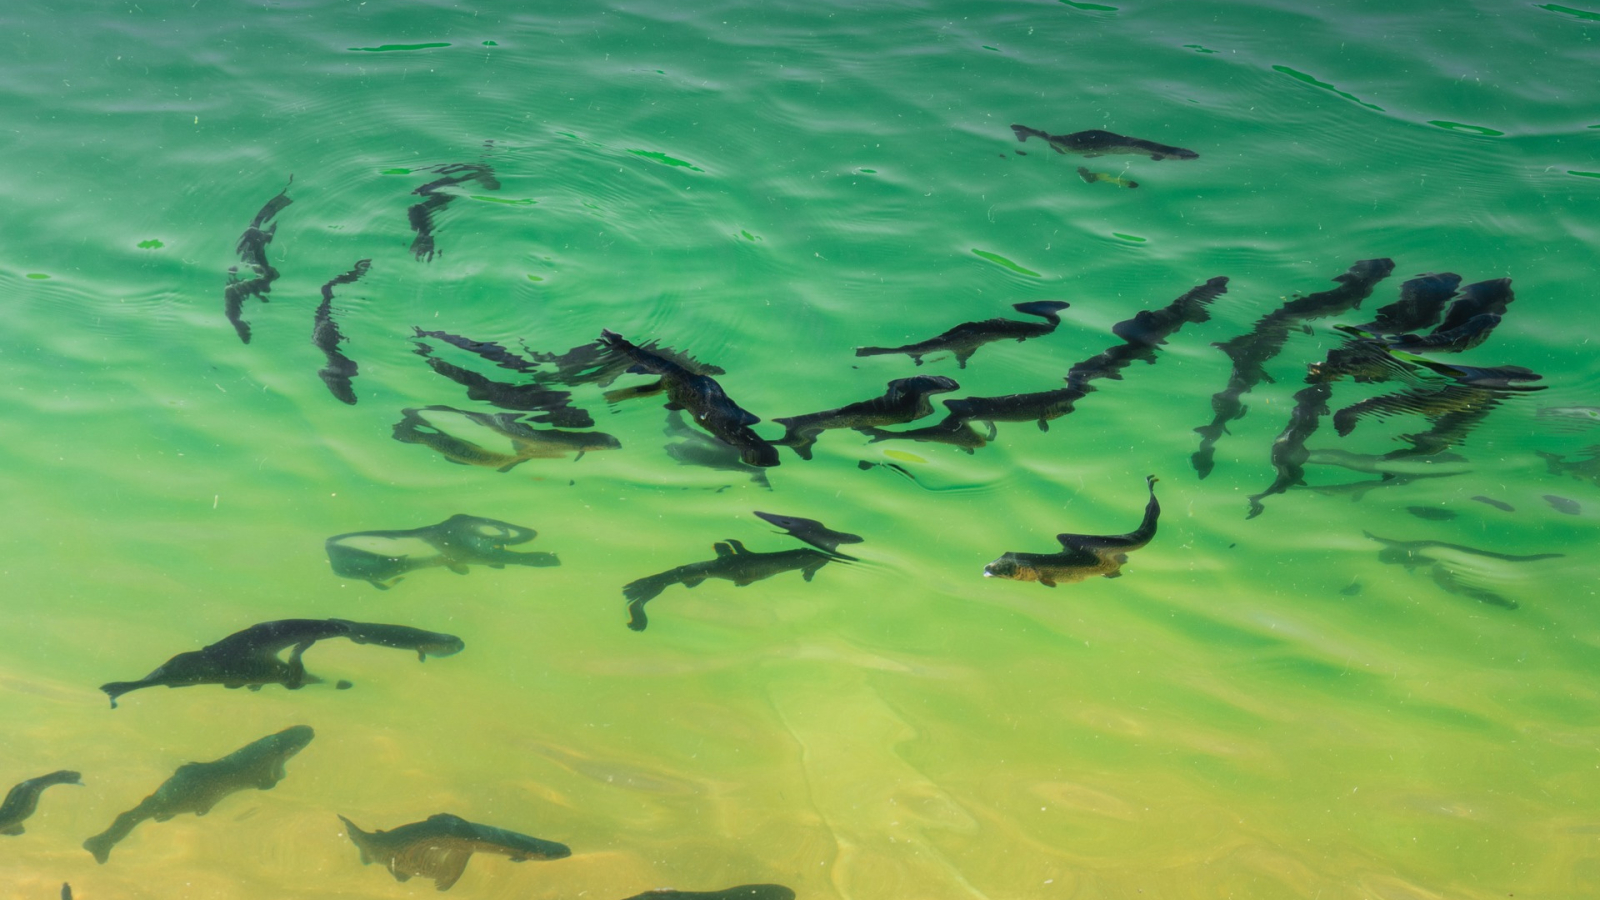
[413,340,592,428]
[1544,494,1582,515]
[1536,447,1600,488]
[1246,383,1330,519]
[773,375,959,459]
[620,888,796,900]
[0,770,82,835]
[943,387,1086,432]
[311,259,371,405]
[408,162,500,262]
[623,540,840,631]
[855,300,1070,369]
[984,476,1160,586]
[1076,166,1138,188]
[339,812,571,891]
[392,405,620,471]
[99,618,463,706]
[326,513,560,589]
[1405,505,1457,521]
[223,179,293,344]
[1357,272,1462,335]
[753,510,864,557]
[1470,495,1514,512]
[83,725,314,863]
[662,409,772,489]
[1537,406,1600,429]
[1364,531,1564,610]
[1010,124,1198,160]
[600,329,779,467]
[1065,276,1230,393]
[860,414,995,454]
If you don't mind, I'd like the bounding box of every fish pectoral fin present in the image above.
[1039,576,1057,587]
[2,824,24,835]
[446,562,470,574]
[1104,571,1123,579]
[1037,419,1050,432]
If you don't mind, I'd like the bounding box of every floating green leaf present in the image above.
[482,40,498,46]
[470,195,537,205]
[627,150,703,171]
[25,273,50,279]
[971,249,1040,277]
[1272,65,1384,111]
[137,239,164,249]
[380,168,412,175]
[982,45,1001,52]
[527,274,544,281]
[1112,232,1148,243]
[1059,0,1117,9]
[1429,120,1505,136]
[348,42,450,52]
[859,168,877,174]
[1184,44,1218,54]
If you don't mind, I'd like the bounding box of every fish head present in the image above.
[272,725,317,757]
[582,433,624,451]
[418,634,467,658]
[983,554,1036,582]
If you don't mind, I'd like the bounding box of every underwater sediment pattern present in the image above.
[2,0,1599,897]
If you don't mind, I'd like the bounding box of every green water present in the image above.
[3,1,1599,897]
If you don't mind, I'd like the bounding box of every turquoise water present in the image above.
[3,1,1599,897]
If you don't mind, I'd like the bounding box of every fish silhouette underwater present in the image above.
[0,770,82,836]
[326,513,560,589]
[624,540,842,631]
[854,301,1070,368]
[1011,124,1198,160]
[984,476,1160,586]
[339,812,571,891]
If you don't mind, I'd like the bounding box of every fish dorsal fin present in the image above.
[713,542,735,558]
[724,539,750,554]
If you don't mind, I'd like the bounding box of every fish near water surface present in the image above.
[327,513,559,589]
[83,725,314,863]
[408,162,500,262]
[1011,124,1199,160]
[854,301,1070,369]
[623,540,841,631]
[773,375,959,459]
[413,339,593,428]
[860,414,995,454]
[985,476,1160,586]
[753,510,864,557]
[1536,446,1600,488]
[1363,531,1564,611]
[0,770,82,835]
[620,888,796,900]
[600,329,779,467]
[392,405,620,471]
[223,179,293,344]
[311,259,371,404]
[339,812,571,891]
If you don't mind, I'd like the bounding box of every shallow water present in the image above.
[2,1,1598,898]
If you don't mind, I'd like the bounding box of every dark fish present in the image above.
[662,409,772,489]
[392,405,620,470]
[773,375,959,459]
[62,884,71,900]
[1075,166,1138,188]
[1383,313,1503,354]
[1544,494,1581,515]
[1435,278,1515,335]
[753,511,864,557]
[1011,124,1198,160]
[0,770,82,835]
[1340,582,1362,596]
[860,414,995,454]
[624,540,840,631]
[1333,369,1542,460]
[223,179,293,344]
[984,476,1159,586]
[413,328,541,374]
[1246,383,1329,519]
[1191,259,1395,478]
[1405,505,1457,521]
[1470,495,1514,512]
[857,459,917,481]
[83,726,314,863]
[1357,272,1461,335]
[942,387,1085,432]
[599,329,779,467]
[619,888,796,900]
[413,342,592,428]
[1304,448,1471,476]
[339,812,571,891]
[854,300,1070,368]
[1535,446,1600,487]
[1066,277,1230,393]
[1536,406,1600,430]
[311,259,371,405]
[1302,471,1463,501]
[99,619,463,706]
[1364,530,1563,610]
[532,337,726,388]
[408,163,500,262]
[326,512,559,589]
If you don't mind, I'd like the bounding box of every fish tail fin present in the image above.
[854,346,891,358]
[1010,124,1044,143]
[337,815,373,864]
[623,575,670,604]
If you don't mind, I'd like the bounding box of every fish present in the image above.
[412,327,542,374]
[62,885,71,900]
[860,414,996,454]
[1246,383,1329,519]
[599,329,779,467]
[1434,278,1515,335]
[1303,449,1471,476]
[1066,276,1230,393]
[1076,166,1138,188]
[1356,272,1462,335]
[392,405,620,471]
[1405,505,1457,521]
[984,475,1159,586]
[854,300,1070,369]
[408,163,500,262]
[662,409,772,489]
[1010,124,1198,160]
[99,619,464,706]
[83,725,314,863]
[326,513,560,589]
[413,347,592,428]
[1470,495,1514,512]
[1544,494,1582,515]
[339,812,571,891]
[1301,471,1463,501]
[1535,446,1600,487]
[753,511,864,557]
[1383,313,1504,354]
[1364,530,1563,610]
[1192,259,1395,477]
[1340,582,1363,596]
[0,770,82,835]
[619,888,796,900]
[623,540,840,631]
[942,387,1086,432]
[223,179,293,344]
[1537,406,1600,430]
[772,375,959,459]
[311,259,371,405]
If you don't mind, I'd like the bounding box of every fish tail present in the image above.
[337,815,373,864]
[854,346,893,358]
[1010,124,1045,143]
